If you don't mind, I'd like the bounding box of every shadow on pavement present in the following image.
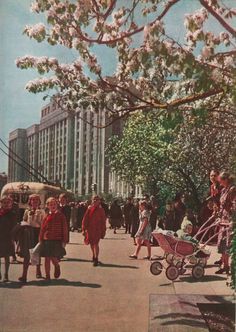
[204,295,235,303]
[98,262,138,269]
[61,258,139,269]
[177,275,227,283]
[160,318,206,328]
[103,238,127,240]
[0,281,23,289]
[23,279,102,288]
[153,312,206,329]
[205,264,219,268]
[154,312,203,321]
[62,258,92,263]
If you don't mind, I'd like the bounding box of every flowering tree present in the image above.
[16,0,236,124]
[107,111,236,209]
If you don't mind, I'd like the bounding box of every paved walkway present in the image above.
[0,229,234,332]
[149,294,235,332]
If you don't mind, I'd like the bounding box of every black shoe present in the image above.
[18,277,27,283]
[93,258,98,266]
[45,275,51,282]
[3,275,9,282]
[129,255,137,259]
[214,259,222,265]
[215,267,229,274]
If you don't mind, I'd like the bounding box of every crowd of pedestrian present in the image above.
[0,169,235,284]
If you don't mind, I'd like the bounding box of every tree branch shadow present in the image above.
[152,312,206,329]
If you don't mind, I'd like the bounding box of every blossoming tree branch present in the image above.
[16,0,236,127]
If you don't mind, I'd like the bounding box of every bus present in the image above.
[1,182,75,213]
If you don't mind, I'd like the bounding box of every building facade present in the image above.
[0,172,7,193]
[8,98,133,197]
[8,129,28,182]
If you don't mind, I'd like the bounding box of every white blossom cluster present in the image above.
[16,0,236,122]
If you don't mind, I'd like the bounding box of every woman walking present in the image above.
[130,199,140,245]
[82,196,106,266]
[215,172,236,274]
[129,200,152,260]
[18,194,45,283]
[39,197,68,281]
[0,196,17,282]
[109,199,123,234]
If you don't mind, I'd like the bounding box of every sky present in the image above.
[0,0,118,173]
[0,0,234,173]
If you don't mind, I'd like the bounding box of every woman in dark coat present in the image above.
[123,198,134,234]
[0,196,17,282]
[173,193,186,231]
[130,199,140,245]
[215,172,236,274]
[109,200,123,234]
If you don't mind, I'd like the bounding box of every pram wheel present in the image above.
[192,264,205,280]
[175,261,183,269]
[166,265,179,281]
[150,261,163,275]
[198,258,207,267]
[166,254,174,264]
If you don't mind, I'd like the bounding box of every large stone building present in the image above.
[8,98,133,197]
[0,172,7,193]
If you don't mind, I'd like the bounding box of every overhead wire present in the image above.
[0,146,42,182]
[0,137,49,183]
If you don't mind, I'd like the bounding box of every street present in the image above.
[0,228,233,332]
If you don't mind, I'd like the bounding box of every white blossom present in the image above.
[219,32,230,43]
[30,2,40,13]
[224,56,234,67]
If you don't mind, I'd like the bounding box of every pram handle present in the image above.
[195,215,215,235]
[193,217,220,239]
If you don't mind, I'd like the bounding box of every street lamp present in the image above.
[91,183,97,194]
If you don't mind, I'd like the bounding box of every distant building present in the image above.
[8,129,28,182]
[8,98,133,197]
[0,172,7,193]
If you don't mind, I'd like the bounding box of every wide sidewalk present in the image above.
[0,229,233,332]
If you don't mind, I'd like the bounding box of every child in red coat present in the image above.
[39,197,68,281]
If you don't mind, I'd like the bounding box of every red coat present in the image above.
[82,205,106,245]
[39,210,68,243]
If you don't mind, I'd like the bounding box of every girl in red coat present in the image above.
[39,197,68,281]
[82,196,106,266]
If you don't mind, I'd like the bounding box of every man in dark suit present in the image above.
[58,194,71,243]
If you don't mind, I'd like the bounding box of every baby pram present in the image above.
[150,216,224,281]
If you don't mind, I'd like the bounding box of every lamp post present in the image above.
[91,183,97,194]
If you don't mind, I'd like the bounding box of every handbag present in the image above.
[30,249,40,265]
